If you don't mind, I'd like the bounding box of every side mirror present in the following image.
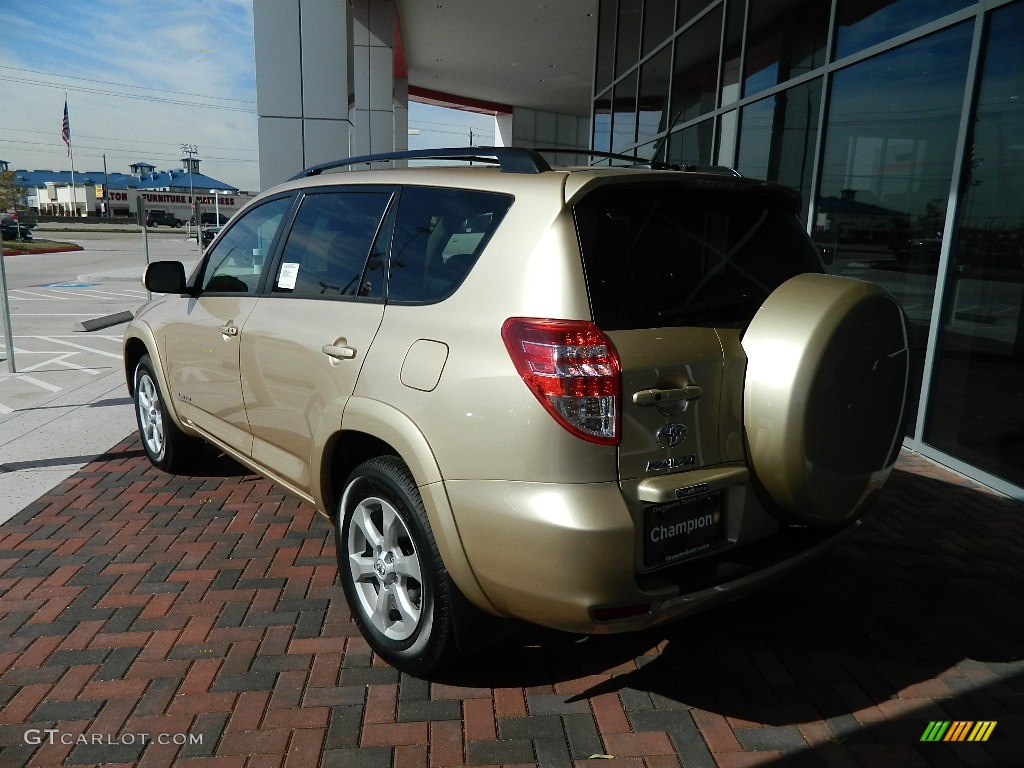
[144,261,188,293]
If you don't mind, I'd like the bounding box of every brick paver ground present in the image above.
[0,440,1021,768]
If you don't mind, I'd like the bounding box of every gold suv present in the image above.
[124,148,909,674]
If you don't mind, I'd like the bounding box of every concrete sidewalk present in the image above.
[0,369,136,522]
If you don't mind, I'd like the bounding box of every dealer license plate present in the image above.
[643,491,724,568]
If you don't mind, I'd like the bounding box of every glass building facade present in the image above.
[594,0,1024,497]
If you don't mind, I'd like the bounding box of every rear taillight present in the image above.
[501,318,621,445]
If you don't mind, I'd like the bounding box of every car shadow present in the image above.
[436,463,1024,725]
[181,444,255,478]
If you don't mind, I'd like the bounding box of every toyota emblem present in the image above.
[656,423,688,448]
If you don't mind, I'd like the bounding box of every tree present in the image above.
[0,170,22,214]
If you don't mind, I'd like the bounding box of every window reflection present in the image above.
[925,0,1024,487]
[814,23,972,429]
[641,0,675,56]
[720,0,744,106]
[665,120,714,166]
[594,98,612,154]
[743,0,828,97]
[596,0,617,93]
[637,46,672,149]
[738,79,821,218]
[835,0,975,60]
[669,6,722,128]
[611,72,638,154]
[616,0,643,78]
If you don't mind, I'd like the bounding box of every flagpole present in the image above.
[66,95,77,217]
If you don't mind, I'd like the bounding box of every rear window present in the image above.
[574,186,823,330]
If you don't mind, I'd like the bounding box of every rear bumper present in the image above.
[445,478,857,633]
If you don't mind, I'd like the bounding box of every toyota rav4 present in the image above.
[123,147,909,674]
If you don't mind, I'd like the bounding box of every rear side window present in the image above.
[387,186,513,303]
[274,190,392,298]
[574,186,823,330]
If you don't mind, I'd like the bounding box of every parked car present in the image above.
[124,147,910,675]
[145,210,184,228]
[200,225,221,248]
[0,213,33,241]
[189,212,229,227]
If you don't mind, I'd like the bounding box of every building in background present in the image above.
[9,157,253,222]
[253,0,1023,497]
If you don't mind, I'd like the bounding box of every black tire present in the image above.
[133,355,204,472]
[336,456,458,675]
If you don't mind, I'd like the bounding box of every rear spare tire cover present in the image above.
[742,273,909,526]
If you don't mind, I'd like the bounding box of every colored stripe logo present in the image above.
[921,721,996,742]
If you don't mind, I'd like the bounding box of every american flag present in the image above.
[61,99,71,156]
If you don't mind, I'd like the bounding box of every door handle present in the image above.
[322,344,357,360]
[632,384,703,406]
[218,324,239,337]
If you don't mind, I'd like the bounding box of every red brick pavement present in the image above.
[1,440,1022,767]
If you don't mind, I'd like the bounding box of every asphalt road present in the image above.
[0,230,201,413]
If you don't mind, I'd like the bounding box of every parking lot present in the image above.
[0,230,1022,767]
[0,230,200,414]
[0,230,201,515]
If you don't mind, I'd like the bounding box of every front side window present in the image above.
[387,187,513,303]
[574,185,823,330]
[273,190,392,298]
[199,196,292,293]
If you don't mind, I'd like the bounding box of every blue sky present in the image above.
[0,0,494,193]
[0,0,261,190]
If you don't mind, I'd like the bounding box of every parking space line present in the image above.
[9,290,68,300]
[17,352,105,376]
[14,375,62,393]
[83,289,149,298]
[36,336,123,358]
[33,288,116,299]
[53,358,105,375]
[13,313,113,316]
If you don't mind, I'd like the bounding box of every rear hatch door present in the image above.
[572,179,824,567]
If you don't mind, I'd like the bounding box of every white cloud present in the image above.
[0,0,260,191]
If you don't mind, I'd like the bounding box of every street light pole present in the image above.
[0,228,17,372]
[180,143,198,238]
[209,189,222,225]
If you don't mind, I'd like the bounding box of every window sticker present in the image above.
[278,262,300,290]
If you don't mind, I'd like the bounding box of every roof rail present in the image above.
[289,146,742,180]
[291,147,552,179]
[531,148,677,170]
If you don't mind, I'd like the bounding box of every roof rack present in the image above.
[291,147,553,179]
[290,146,742,179]
[529,148,673,170]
